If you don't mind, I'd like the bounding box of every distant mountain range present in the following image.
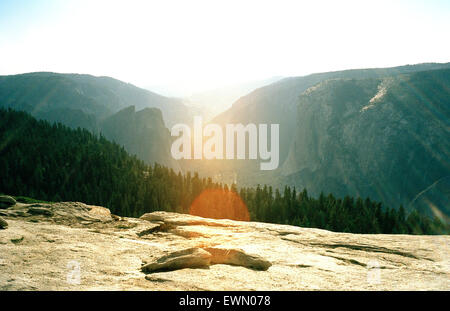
[0,72,192,170]
[207,63,450,221]
[184,76,283,121]
[1,63,449,221]
[213,62,450,170]
[0,72,196,128]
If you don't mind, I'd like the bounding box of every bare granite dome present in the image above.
[0,201,448,290]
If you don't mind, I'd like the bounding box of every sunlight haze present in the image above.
[1,0,449,95]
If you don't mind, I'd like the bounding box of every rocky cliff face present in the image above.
[282,69,450,221]
[100,106,180,171]
[210,63,450,178]
[189,64,450,214]
[0,200,448,290]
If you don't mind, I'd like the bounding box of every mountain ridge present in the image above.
[0,71,195,127]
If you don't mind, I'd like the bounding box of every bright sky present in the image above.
[1,0,449,96]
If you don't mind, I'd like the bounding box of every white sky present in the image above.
[1,0,449,96]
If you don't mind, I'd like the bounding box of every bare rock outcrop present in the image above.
[0,201,113,225]
[28,205,54,216]
[0,216,7,229]
[0,195,16,209]
[142,248,212,273]
[205,247,271,271]
[140,211,237,228]
[141,246,271,273]
[0,200,449,290]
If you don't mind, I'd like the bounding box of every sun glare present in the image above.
[189,188,250,221]
[1,0,449,95]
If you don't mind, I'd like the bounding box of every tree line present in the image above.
[0,108,448,234]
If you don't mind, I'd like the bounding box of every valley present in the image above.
[1,62,449,223]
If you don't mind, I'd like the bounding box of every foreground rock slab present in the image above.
[0,204,449,290]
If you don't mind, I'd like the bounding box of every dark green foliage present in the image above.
[0,108,220,218]
[0,108,447,234]
[240,187,448,235]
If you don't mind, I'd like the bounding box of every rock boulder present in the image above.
[0,195,16,209]
[142,248,212,273]
[0,216,8,229]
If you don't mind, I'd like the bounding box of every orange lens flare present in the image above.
[189,188,250,221]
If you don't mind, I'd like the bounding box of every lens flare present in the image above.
[189,188,250,221]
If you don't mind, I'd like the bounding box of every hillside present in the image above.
[1,64,449,222]
[212,62,450,170]
[0,202,448,290]
[0,72,194,169]
[0,108,184,216]
[100,105,180,171]
[2,109,446,235]
[282,69,450,221]
[0,72,194,127]
[201,64,450,221]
